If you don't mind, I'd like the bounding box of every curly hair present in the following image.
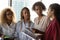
[32,1,46,11]
[0,8,15,24]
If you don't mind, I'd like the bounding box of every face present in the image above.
[6,11,13,21]
[47,7,54,18]
[22,9,30,20]
[35,6,42,16]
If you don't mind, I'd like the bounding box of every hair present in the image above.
[21,7,30,21]
[32,1,46,11]
[0,8,15,24]
[49,3,60,23]
[21,7,31,27]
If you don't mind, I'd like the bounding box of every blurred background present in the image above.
[0,0,60,22]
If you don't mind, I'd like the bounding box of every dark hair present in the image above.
[49,3,60,23]
[32,2,46,11]
[21,7,30,21]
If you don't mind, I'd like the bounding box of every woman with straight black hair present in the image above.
[45,3,60,40]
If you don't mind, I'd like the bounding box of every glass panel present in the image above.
[12,0,41,22]
[12,0,60,22]
[0,0,8,12]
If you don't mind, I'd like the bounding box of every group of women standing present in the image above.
[0,1,60,40]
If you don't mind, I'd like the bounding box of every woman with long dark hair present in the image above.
[45,3,60,40]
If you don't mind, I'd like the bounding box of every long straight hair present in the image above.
[20,7,31,30]
[49,3,60,23]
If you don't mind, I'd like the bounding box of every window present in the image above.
[12,0,41,22]
[0,0,9,12]
[12,0,60,22]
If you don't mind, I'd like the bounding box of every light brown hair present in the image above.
[21,7,30,21]
[0,8,15,24]
[21,7,31,27]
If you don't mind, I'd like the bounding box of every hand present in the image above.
[32,28,36,33]
[0,33,4,38]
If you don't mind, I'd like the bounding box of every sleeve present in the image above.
[42,16,51,32]
[45,22,56,40]
[0,25,3,37]
[30,22,34,28]
[45,16,51,27]
[0,27,3,34]
[44,23,52,40]
[13,23,19,40]
[33,18,37,29]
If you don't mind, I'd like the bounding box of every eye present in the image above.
[25,12,26,14]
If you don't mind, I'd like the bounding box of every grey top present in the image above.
[14,21,34,40]
[0,23,16,38]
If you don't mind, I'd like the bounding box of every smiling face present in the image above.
[34,6,43,16]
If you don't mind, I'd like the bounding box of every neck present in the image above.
[38,15,43,19]
[50,16,55,21]
[7,20,12,26]
[24,19,29,23]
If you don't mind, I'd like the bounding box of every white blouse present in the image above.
[0,23,16,37]
[34,16,50,32]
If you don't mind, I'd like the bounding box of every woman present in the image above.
[45,3,60,40]
[15,7,34,40]
[0,8,16,40]
[0,26,3,40]
[32,2,51,40]
[32,1,51,36]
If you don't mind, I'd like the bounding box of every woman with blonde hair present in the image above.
[0,8,16,40]
[15,7,34,40]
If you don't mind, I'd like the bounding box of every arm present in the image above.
[13,23,19,40]
[32,28,45,34]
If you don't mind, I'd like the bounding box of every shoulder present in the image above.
[15,21,21,29]
[16,21,23,26]
[0,24,2,27]
[0,24,2,29]
[0,23,5,27]
[43,16,51,22]
[30,21,34,25]
[16,21,21,24]
[34,17,38,20]
[34,17,38,22]
[30,21,34,27]
[11,22,16,26]
[42,16,50,21]
[42,16,47,18]
[30,21,34,23]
